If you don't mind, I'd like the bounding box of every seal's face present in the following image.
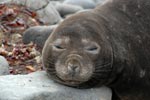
[42,15,113,88]
[51,37,100,86]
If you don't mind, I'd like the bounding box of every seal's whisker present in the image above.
[95,63,112,68]
[92,75,107,79]
[94,70,112,73]
[47,59,55,63]
[95,67,111,70]
[46,59,55,65]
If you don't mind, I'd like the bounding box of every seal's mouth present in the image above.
[62,81,84,87]
[64,80,82,85]
[55,74,84,86]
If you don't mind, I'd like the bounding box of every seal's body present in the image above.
[42,0,150,100]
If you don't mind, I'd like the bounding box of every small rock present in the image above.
[48,0,64,2]
[0,0,11,3]
[25,0,49,10]
[36,3,62,25]
[0,0,26,6]
[2,0,44,7]
[11,0,26,5]
[0,71,112,100]
[23,25,57,49]
[34,56,41,64]
[93,0,106,5]
[63,0,96,9]
[0,0,62,25]
[53,2,83,17]
[11,34,22,43]
[0,30,5,45]
[0,56,9,75]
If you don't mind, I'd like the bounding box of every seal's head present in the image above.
[42,12,114,88]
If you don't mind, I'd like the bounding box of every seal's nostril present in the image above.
[68,65,78,71]
[72,66,78,70]
[67,62,80,74]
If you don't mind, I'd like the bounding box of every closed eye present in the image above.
[87,47,98,51]
[85,45,100,54]
[82,39,100,54]
[53,45,66,51]
[54,45,64,49]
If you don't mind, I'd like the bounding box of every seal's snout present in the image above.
[67,59,80,77]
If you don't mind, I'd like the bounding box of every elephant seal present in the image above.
[42,0,150,100]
